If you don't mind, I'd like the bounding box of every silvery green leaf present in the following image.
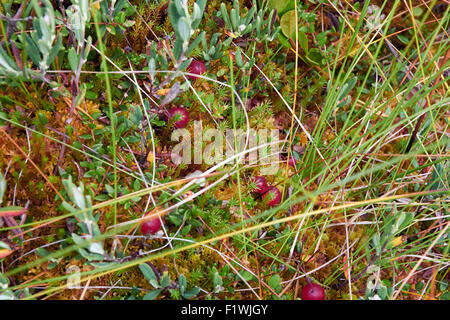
[182,287,200,299]
[235,49,243,67]
[336,95,351,109]
[0,241,10,251]
[130,104,144,125]
[168,1,182,34]
[85,193,93,210]
[36,39,50,60]
[372,234,381,256]
[178,17,191,43]
[178,274,187,293]
[211,33,219,45]
[77,247,104,261]
[394,212,405,231]
[74,86,85,107]
[173,38,184,61]
[79,0,90,22]
[220,3,232,30]
[197,0,207,13]
[223,37,233,47]
[62,201,78,213]
[143,289,162,300]
[71,233,85,246]
[215,44,223,58]
[399,212,414,230]
[0,291,15,300]
[47,35,62,67]
[179,58,192,72]
[38,18,51,47]
[88,242,105,256]
[180,81,190,91]
[173,0,185,16]
[267,10,275,30]
[187,31,204,56]
[105,184,115,195]
[24,34,40,66]
[338,77,357,101]
[243,24,253,35]
[208,46,215,57]
[367,265,380,274]
[233,0,240,12]
[72,185,86,209]
[230,8,238,31]
[123,19,135,28]
[270,26,280,41]
[160,272,171,288]
[0,273,9,289]
[213,271,223,291]
[256,16,262,38]
[68,47,79,72]
[83,36,92,60]
[31,0,43,16]
[201,31,208,50]
[139,263,160,288]
[159,53,169,70]
[244,7,256,25]
[0,47,20,75]
[191,0,206,30]
[112,0,126,17]
[192,3,201,23]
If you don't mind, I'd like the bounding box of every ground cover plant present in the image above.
[0,0,449,300]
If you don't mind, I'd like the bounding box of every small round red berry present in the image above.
[250,176,269,194]
[262,186,281,206]
[301,283,325,300]
[187,60,206,80]
[168,107,189,128]
[141,212,162,235]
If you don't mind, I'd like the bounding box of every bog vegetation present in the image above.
[0,0,449,300]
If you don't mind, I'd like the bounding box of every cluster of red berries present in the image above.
[141,57,326,299]
[250,176,282,207]
[166,60,206,129]
[250,176,325,298]
[248,156,297,206]
[141,60,209,234]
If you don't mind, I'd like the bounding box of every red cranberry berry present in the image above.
[168,107,189,128]
[141,212,162,235]
[301,283,325,300]
[262,186,281,206]
[250,176,269,194]
[187,60,206,80]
